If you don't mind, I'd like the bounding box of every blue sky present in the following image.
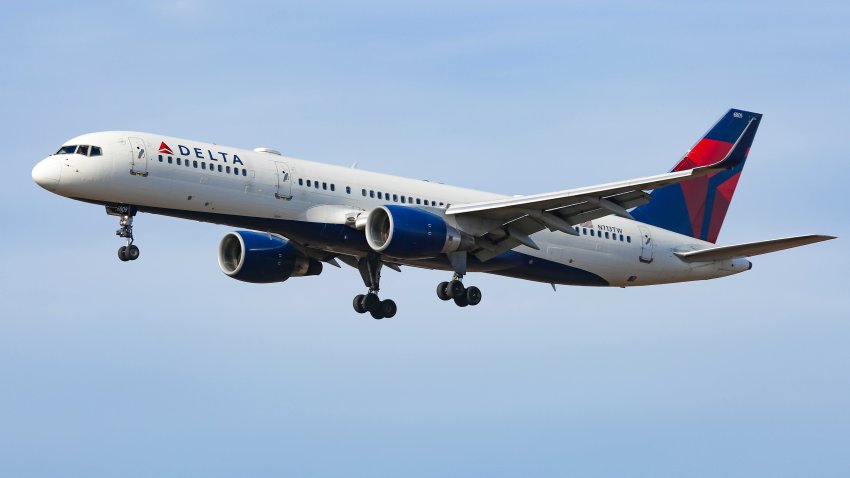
[1,1,848,476]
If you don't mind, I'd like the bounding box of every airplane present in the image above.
[31,109,834,319]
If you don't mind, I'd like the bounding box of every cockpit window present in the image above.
[54,144,103,156]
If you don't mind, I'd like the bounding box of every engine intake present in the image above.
[365,205,473,259]
[218,231,322,283]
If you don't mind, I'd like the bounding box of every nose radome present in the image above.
[32,158,61,191]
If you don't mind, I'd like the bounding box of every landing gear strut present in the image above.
[352,257,397,319]
[437,274,482,307]
[108,205,140,262]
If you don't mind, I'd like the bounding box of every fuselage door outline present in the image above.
[275,161,292,199]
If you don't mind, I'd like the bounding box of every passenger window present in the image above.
[361,189,366,196]
[314,181,319,189]
[168,156,173,164]
[331,184,335,192]
[77,145,89,156]
[185,160,190,167]
[378,192,383,199]
[370,190,375,198]
[233,167,239,175]
[574,227,579,233]
[158,155,163,162]
[605,232,609,239]
[218,165,222,172]
[242,169,247,176]
[416,198,421,205]
[401,196,406,203]
[582,228,586,235]
[619,234,624,241]
[225,166,230,173]
[627,236,631,243]
[346,186,351,194]
[193,160,198,168]
[590,230,595,237]
[306,180,311,187]
[322,182,327,190]
[202,162,206,170]
[393,194,398,202]
[176,158,182,166]
[439,202,444,206]
[299,178,303,185]
[90,146,102,156]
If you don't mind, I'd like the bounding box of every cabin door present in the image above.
[128,137,148,176]
[275,162,292,199]
[638,225,653,263]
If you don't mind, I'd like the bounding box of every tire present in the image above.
[437,282,451,301]
[118,246,129,262]
[370,308,385,320]
[380,299,397,318]
[448,280,465,298]
[363,293,380,313]
[466,286,482,306]
[127,244,140,261]
[353,294,367,314]
[453,294,469,307]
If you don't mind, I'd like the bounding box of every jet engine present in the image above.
[218,231,322,283]
[365,205,474,259]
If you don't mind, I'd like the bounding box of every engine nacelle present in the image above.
[365,205,473,259]
[218,231,322,283]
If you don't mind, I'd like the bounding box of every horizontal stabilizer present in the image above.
[674,235,835,262]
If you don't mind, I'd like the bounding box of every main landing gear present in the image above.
[436,274,482,307]
[108,205,140,262]
[352,257,397,320]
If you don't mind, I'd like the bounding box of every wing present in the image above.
[446,116,759,261]
[673,235,836,262]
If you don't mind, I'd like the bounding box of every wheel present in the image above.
[118,246,129,262]
[466,286,482,306]
[380,299,397,318]
[370,308,385,320]
[362,293,381,313]
[437,282,451,301]
[127,244,140,261]
[448,280,465,298]
[453,294,469,307]
[353,294,367,314]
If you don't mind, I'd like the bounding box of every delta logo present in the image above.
[158,141,244,165]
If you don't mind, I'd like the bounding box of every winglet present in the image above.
[701,115,761,171]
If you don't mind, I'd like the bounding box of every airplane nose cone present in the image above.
[32,158,61,191]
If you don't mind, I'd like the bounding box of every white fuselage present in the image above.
[32,131,750,287]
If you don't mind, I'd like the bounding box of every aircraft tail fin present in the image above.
[631,109,762,243]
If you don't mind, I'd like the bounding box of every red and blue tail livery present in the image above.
[631,109,762,243]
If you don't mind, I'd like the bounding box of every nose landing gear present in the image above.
[107,205,140,262]
[437,274,482,307]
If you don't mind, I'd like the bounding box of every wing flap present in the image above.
[674,235,835,262]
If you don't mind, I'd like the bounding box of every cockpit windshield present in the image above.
[54,145,103,156]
